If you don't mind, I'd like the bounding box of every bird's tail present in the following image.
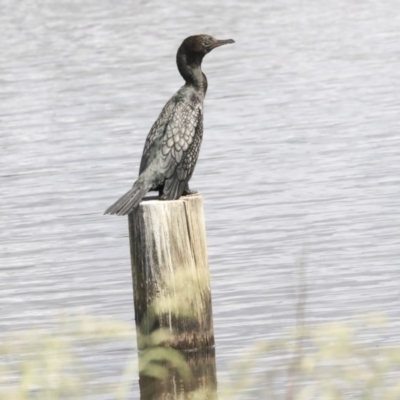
[104,181,150,216]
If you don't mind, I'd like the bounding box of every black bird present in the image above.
[105,34,234,215]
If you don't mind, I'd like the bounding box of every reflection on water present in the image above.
[1,0,400,397]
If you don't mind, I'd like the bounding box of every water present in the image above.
[1,0,400,397]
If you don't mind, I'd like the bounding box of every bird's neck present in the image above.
[177,50,208,95]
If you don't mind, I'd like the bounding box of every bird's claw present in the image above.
[183,188,198,195]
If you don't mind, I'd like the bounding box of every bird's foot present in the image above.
[183,187,198,196]
[159,194,168,201]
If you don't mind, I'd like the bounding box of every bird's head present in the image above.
[176,34,234,87]
[178,35,235,60]
[179,34,235,58]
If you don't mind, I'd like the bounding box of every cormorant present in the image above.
[105,34,234,215]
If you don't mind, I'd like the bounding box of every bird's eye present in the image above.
[203,40,211,46]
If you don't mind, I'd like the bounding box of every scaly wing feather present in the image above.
[139,98,175,174]
[161,101,203,199]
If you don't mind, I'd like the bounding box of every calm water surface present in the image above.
[1,0,400,397]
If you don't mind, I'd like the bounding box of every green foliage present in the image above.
[0,314,188,400]
[219,314,400,400]
[2,260,400,400]
[1,313,400,399]
[0,314,135,399]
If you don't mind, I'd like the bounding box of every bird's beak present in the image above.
[211,39,235,49]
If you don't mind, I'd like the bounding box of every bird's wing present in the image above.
[139,98,175,174]
[161,101,203,199]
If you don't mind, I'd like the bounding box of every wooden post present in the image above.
[128,194,215,350]
[128,194,217,398]
[139,347,217,400]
